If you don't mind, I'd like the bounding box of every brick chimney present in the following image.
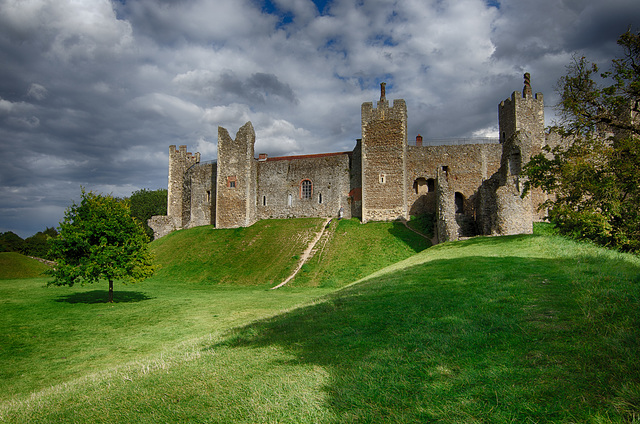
[416,134,423,147]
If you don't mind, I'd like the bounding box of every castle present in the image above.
[149,74,550,242]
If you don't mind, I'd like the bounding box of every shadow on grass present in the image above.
[55,290,153,304]
[387,220,432,253]
[215,255,640,422]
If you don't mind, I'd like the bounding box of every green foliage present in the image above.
[0,228,59,259]
[0,232,25,253]
[22,227,58,259]
[48,189,155,302]
[0,252,50,279]
[129,188,167,240]
[523,30,640,252]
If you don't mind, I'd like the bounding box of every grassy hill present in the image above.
[1,222,639,423]
[151,218,430,288]
[0,252,50,279]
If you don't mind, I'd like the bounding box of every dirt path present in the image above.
[271,217,332,290]
[400,218,437,245]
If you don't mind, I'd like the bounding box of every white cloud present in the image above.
[129,93,202,122]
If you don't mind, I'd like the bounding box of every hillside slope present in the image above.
[3,229,639,423]
[0,252,50,279]
[150,218,430,288]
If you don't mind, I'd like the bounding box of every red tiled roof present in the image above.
[264,151,351,162]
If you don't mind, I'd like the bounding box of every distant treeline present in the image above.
[1,188,168,259]
[0,228,58,260]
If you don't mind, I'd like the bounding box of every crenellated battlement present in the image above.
[169,144,201,165]
[498,73,545,146]
[498,90,544,109]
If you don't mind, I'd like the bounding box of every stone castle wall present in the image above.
[361,95,408,223]
[168,145,200,228]
[150,74,554,242]
[184,162,216,228]
[256,152,352,220]
[216,122,257,228]
[405,143,502,218]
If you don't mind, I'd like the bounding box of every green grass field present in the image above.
[1,221,639,423]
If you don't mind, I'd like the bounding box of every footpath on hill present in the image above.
[272,217,434,290]
[272,217,332,289]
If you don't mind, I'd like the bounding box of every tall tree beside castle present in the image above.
[524,30,640,252]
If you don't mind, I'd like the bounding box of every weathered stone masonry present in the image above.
[150,75,553,242]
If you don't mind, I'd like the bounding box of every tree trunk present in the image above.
[108,279,114,303]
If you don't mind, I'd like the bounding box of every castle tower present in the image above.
[167,145,200,229]
[360,83,408,223]
[215,122,258,228]
[498,72,544,150]
[488,72,545,235]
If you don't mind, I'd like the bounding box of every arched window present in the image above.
[300,179,312,199]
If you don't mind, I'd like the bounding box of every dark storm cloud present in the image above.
[1,0,638,237]
[218,72,299,105]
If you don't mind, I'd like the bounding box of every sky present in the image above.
[1,0,639,238]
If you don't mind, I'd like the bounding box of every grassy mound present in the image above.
[2,225,639,422]
[291,218,430,288]
[150,218,324,286]
[0,252,50,279]
[151,218,430,288]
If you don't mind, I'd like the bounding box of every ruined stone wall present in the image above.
[148,215,176,240]
[256,153,351,220]
[168,145,200,228]
[183,162,216,228]
[216,122,257,228]
[475,90,544,236]
[406,143,502,217]
[435,167,459,242]
[361,95,408,223]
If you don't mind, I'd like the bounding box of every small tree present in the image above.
[48,189,155,302]
[523,30,640,252]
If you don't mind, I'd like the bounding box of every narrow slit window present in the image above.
[318,193,322,204]
[455,192,464,214]
[262,196,266,206]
